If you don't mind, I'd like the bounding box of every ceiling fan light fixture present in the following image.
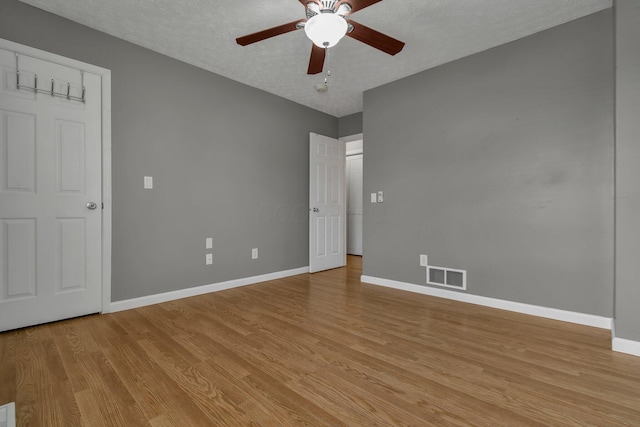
[304,12,348,48]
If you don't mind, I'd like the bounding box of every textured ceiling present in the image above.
[20,0,611,117]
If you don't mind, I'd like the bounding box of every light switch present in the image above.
[377,191,384,203]
[420,254,428,267]
[371,192,377,203]
[144,176,153,189]
[252,248,258,259]
[205,237,213,249]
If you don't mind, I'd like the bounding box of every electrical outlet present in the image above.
[205,237,213,249]
[205,253,213,265]
[252,248,258,259]
[377,191,384,203]
[420,254,428,267]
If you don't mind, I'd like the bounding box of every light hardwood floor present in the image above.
[1,256,640,426]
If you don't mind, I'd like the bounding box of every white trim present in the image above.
[101,72,113,313]
[340,132,363,143]
[0,39,109,76]
[612,337,640,357]
[361,275,612,330]
[110,267,309,313]
[0,38,113,315]
[0,402,16,427]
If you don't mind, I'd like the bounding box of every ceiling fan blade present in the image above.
[236,20,304,46]
[307,44,326,74]
[347,20,405,55]
[337,0,382,14]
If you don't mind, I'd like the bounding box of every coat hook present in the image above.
[13,56,86,103]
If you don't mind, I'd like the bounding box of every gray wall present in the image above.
[338,112,363,138]
[615,0,640,341]
[0,0,338,302]
[363,10,614,316]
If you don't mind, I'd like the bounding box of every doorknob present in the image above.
[86,201,98,210]
[312,207,319,213]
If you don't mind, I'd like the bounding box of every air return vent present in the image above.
[427,265,467,290]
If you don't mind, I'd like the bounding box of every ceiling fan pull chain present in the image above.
[324,47,331,85]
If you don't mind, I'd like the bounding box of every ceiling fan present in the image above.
[236,0,405,75]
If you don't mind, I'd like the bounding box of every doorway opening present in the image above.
[344,136,363,257]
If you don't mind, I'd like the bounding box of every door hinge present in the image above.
[101,202,104,209]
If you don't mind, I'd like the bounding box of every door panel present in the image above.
[309,133,345,272]
[56,218,86,292]
[0,48,102,331]
[1,219,36,299]
[57,120,86,193]
[3,110,36,192]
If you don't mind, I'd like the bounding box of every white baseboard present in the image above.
[109,266,309,313]
[361,275,612,330]
[612,337,640,357]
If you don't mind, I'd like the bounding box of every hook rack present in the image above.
[15,54,86,103]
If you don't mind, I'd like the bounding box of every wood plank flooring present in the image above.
[2,255,640,426]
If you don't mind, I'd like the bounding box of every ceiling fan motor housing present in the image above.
[307,1,352,16]
[310,1,338,11]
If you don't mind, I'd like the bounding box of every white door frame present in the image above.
[341,133,363,258]
[346,152,363,256]
[341,133,363,151]
[0,38,113,314]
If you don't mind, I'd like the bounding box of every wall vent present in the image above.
[427,265,467,290]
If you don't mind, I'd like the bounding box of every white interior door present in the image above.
[346,154,363,255]
[309,133,345,273]
[0,48,102,331]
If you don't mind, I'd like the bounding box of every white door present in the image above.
[309,133,346,273]
[346,154,363,255]
[0,48,102,331]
